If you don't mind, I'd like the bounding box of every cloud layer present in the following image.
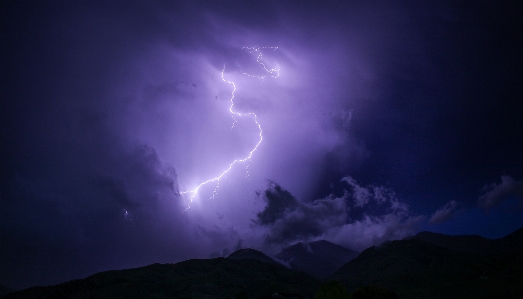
[254,177,423,252]
[2,0,523,290]
[478,176,523,211]
[429,200,463,224]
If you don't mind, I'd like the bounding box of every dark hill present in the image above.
[496,226,523,252]
[410,231,492,254]
[275,240,359,280]
[227,248,278,265]
[330,238,523,299]
[3,258,319,299]
[0,284,15,298]
[411,226,523,255]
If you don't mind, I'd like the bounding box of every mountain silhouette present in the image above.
[331,226,523,299]
[275,240,359,280]
[3,258,319,299]
[410,226,523,255]
[4,227,522,299]
[227,248,279,265]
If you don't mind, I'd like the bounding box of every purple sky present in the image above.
[2,0,523,290]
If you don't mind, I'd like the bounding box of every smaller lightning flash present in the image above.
[124,209,136,226]
[240,46,280,79]
[181,47,280,209]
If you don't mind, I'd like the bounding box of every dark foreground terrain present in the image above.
[2,257,319,299]
[3,227,523,299]
[331,239,523,299]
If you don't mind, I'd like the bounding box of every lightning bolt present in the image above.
[181,47,279,209]
[124,209,136,226]
[239,46,280,79]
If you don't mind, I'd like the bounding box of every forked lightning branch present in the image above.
[180,47,280,208]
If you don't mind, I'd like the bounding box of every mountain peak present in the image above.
[227,248,278,264]
[275,240,359,280]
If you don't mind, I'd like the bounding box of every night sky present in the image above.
[1,0,523,290]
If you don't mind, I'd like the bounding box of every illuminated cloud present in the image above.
[254,177,422,251]
[2,0,522,290]
[478,175,523,211]
[326,213,425,252]
[429,200,463,224]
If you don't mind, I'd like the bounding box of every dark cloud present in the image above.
[429,200,463,224]
[478,175,523,211]
[254,177,422,251]
[255,182,300,226]
[254,181,346,245]
[1,0,522,290]
[0,138,190,289]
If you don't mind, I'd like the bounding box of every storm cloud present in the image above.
[254,177,423,251]
[2,0,522,290]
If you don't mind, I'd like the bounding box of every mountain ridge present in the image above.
[275,240,359,280]
[3,258,319,299]
[227,248,279,265]
[410,226,523,255]
[331,226,523,299]
[4,227,522,299]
